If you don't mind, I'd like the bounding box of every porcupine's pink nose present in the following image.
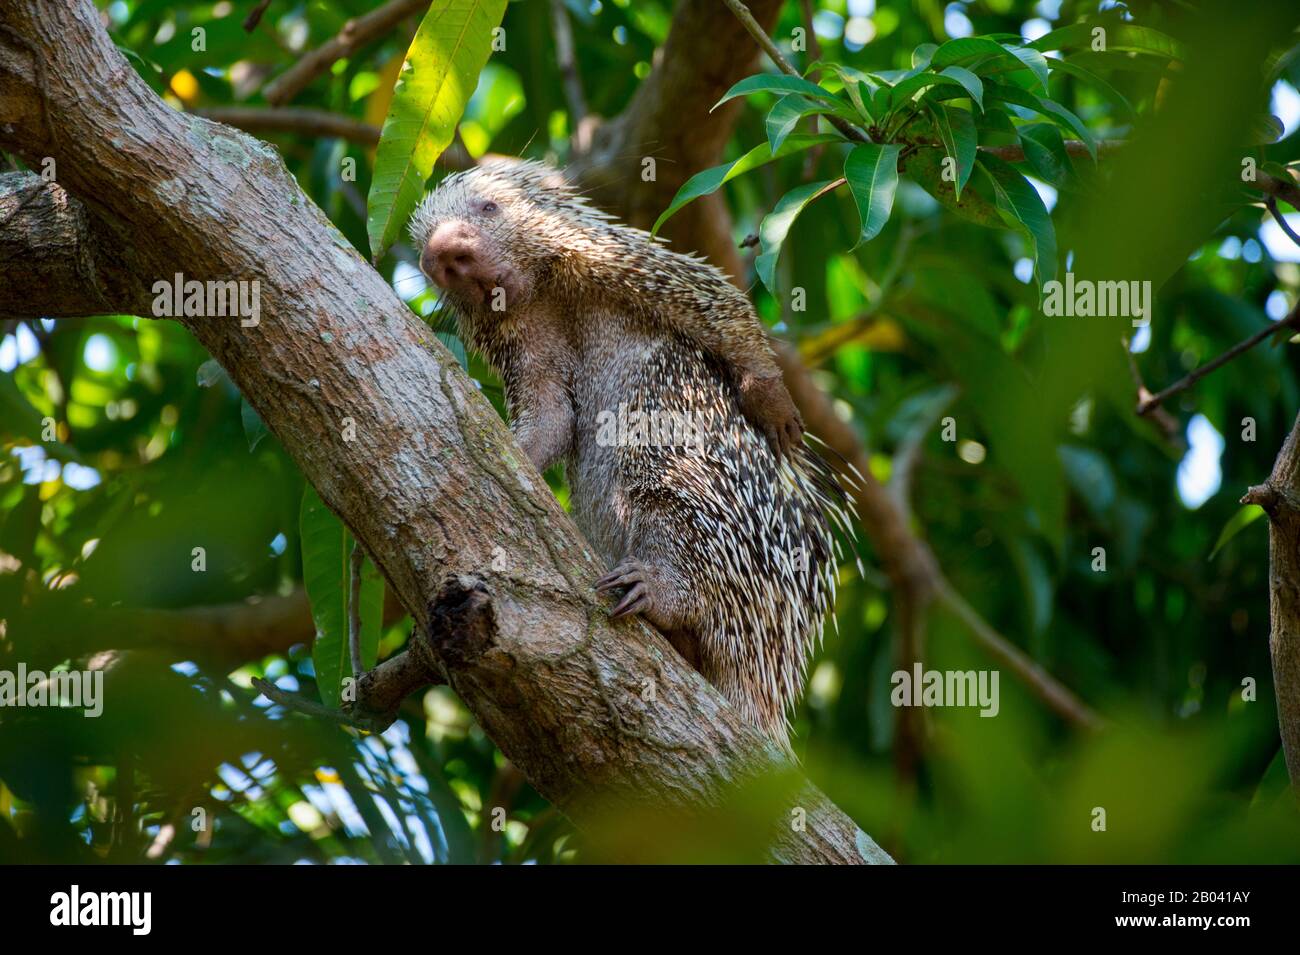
[421,221,486,292]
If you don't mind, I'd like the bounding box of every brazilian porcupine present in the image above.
[411,158,858,749]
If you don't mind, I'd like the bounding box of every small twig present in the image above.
[243,0,273,32]
[1121,336,1183,444]
[349,540,364,679]
[549,0,587,130]
[1265,195,1300,248]
[261,0,429,106]
[251,676,368,727]
[196,107,381,146]
[1137,304,1300,416]
[721,0,871,145]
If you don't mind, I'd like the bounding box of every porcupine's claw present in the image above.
[595,559,652,618]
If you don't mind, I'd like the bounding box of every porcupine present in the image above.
[411,158,858,750]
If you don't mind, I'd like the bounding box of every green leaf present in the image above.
[301,485,383,708]
[367,0,509,260]
[810,63,877,121]
[766,95,820,153]
[988,81,1097,159]
[755,179,837,293]
[932,36,1015,72]
[980,154,1057,286]
[1029,21,1185,60]
[652,133,839,235]
[907,148,1004,228]
[1019,122,1071,184]
[927,103,977,199]
[938,65,984,109]
[889,69,983,111]
[1002,44,1050,93]
[1210,504,1266,559]
[714,73,844,111]
[844,143,901,246]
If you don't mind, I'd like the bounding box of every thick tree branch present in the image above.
[0,0,887,865]
[1242,411,1300,792]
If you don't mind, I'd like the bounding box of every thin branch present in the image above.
[798,0,822,64]
[549,0,587,130]
[1121,336,1184,445]
[935,582,1105,732]
[243,0,273,32]
[1265,195,1300,248]
[721,0,871,144]
[979,139,1126,162]
[1137,303,1300,416]
[196,107,381,146]
[261,0,429,107]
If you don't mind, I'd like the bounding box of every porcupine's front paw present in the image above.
[594,558,661,620]
[738,374,803,459]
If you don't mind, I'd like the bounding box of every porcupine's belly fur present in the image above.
[567,328,836,739]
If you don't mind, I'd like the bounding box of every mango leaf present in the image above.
[987,81,1097,159]
[367,0,508,260]
[767,95,826,153]
[907,148,1004,228]
[931,36,1015,72]
[1029,21,1185,60]
[1210,504,1266,559]
[938,65,985,109]
[652,133,839,235]
[844,143,901,246]
[755,179,837,292]
[980,154,1058,286]
[714,73,844,111]
[301,485,384,708]
[1018,122,1071,184]
[889,69,984,111]
[927,103,977,199]
[810,62,878,121]
[1001,44,1050,93]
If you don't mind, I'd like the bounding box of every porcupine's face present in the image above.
[410,159,567,319]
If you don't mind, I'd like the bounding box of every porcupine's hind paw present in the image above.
[594,558,659,620]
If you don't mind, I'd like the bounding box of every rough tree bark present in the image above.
[1243,412,1300,791]
[0,0,890,863]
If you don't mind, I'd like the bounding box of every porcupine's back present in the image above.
[566,318,854,747]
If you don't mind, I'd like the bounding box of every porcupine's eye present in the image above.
[477,199,499,215]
